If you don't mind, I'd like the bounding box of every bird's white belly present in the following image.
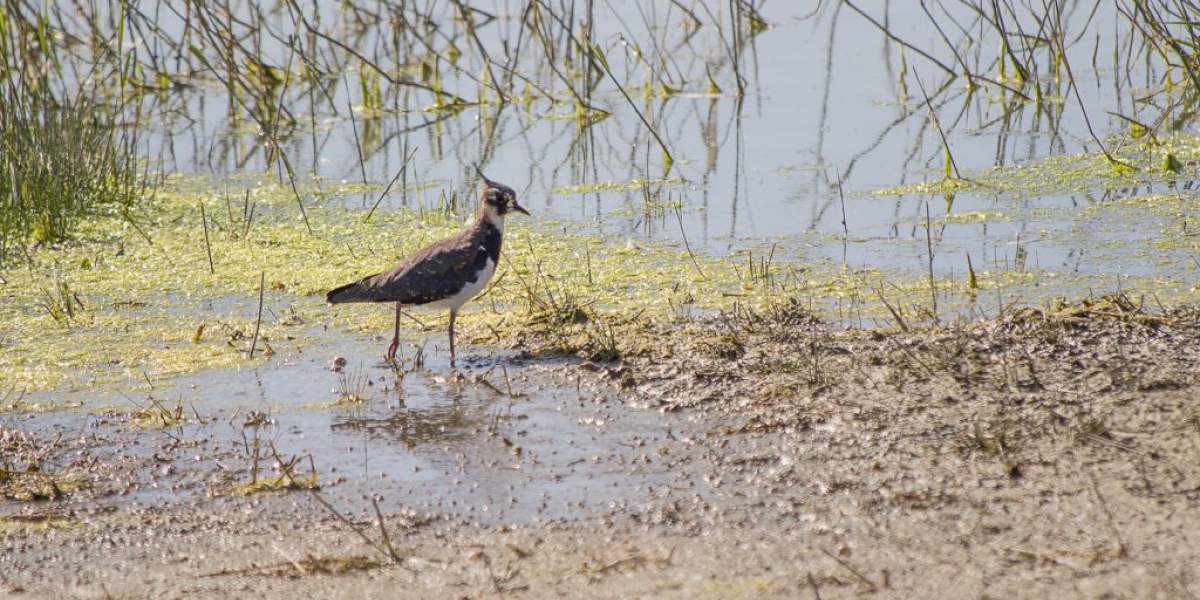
[421,257,496,311]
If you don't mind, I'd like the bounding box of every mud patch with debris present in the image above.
[3,295,1198,599]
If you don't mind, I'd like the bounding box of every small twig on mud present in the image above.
[199,201,215,274]
[309,491,413,570]
[372,498,404,564]
[819,548,877,591]
[189,402,206,425]
[1088,473,1129,557]
[272,542,310,576]
[482,550,505,598]
[589,547,673,576]
[674,202,707,280]
[249,271,265,358]
[807,572,823,600]
[834,165,848,236]
[501,364,517,398]
[469,371,507,396]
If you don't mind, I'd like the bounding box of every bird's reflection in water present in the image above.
[330,385,493,451]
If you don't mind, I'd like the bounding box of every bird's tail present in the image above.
[326,278,378,304]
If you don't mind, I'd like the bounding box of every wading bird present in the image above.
[326,175,528,366]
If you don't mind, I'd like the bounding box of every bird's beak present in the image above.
[511,201,530,216]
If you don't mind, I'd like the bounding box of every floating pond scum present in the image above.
[0,174,848,395]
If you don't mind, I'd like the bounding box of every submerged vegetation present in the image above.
[873,136,1194,200]
[0,174,819,393]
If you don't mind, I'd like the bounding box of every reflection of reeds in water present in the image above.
[0,0,772,186]
[6,3,1198,185]
[842,1,1200,140]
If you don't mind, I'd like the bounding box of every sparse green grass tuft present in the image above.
[131,397,186,428]
[232,430,319,496]
[0,84,149,263]
[1075,411,1112,443]
[333,365,372,406]
[234,472,319,495]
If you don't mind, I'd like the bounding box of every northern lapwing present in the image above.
[326,175,528,366]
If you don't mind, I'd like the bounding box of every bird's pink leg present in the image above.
[448,309,457,367]
[385,302,400,363]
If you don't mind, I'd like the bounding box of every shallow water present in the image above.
[3,318,699,522]
[125,1,1194,287]
[6,1,1199,519]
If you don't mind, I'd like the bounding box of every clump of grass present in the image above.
[0,385,26,412]
[206,554,382,578]
[580,320,624,362]
[235,469,319,495]
[1074,411,1113,443]
[510,238,595,328]
[233,428,319,495]
[131,397,186,428]
[0,426,84,501]
[333,365,371,405]
[36,271,84,326]
[0,83,148,262]
[518,309,626,362]
[0,465,84,502]
[707,331,746,360]
[960,421,1015,458]
[506,240,638,361]
[523,291,593,328]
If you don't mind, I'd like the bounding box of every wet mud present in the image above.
[3,296,1198,599]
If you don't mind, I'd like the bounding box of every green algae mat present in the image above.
[6,133,1200,398]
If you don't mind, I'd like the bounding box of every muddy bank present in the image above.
[3,297,1199,599]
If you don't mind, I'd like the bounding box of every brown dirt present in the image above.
[3,295,1199,599]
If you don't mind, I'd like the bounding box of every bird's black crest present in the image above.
[483,180,517,213]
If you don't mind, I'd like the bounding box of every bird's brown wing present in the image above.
[326,229,486,305]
